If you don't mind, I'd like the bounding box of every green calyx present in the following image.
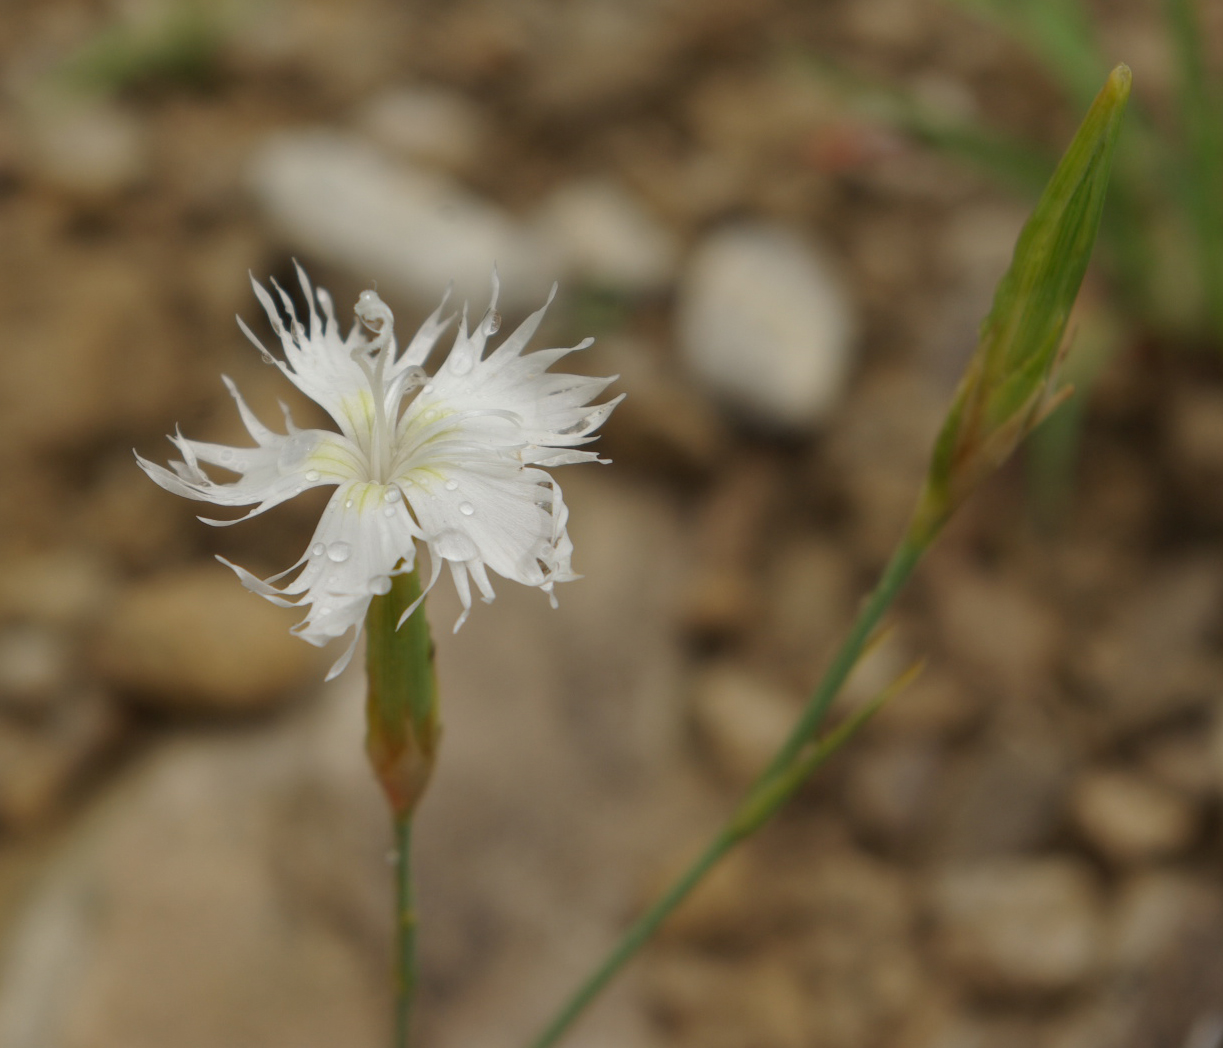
[365,568,439,816]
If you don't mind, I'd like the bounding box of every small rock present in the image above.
[677,222,856,430]
[532,178,679,293]
[933,706,1071,859]
[0,689,120,829]
[689,664,798,784]
[929,563,1058,700]
[1075,558,1223,732]
[94,564,326,713]
[1071,770,1198,865]
[0,625,71,713]
[16,92,148,198]
[248,130,559,312]
[930,857,1103,997]
[844,738,942,846]
[357,86,488,174]
[1109,871,1223,977]
[0,550,113,629]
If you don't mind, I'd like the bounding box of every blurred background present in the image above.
[1,0,1222,1046]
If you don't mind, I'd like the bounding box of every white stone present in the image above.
[677,222,855,430]
[357,87,487,174]
[930,858,1103,996]
[19,94,147,198]
[532,178,679,292]
[247,130,560,312]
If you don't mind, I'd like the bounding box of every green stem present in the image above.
[524,530,929,1048]
[394,813,416,1048]
[364,567,439,1048]
[760,534,924,780]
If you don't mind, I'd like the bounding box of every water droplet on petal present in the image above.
[370,576,393,595]
[401,365,427,390]
[345,499,354,509]
[383,507,397,518]
[384,486,401,502]
[484,310,502,336]
[277,431,318,474]
[305,470,320,482]
[432,529,479,561]
[459,502,475,516]
[422,383,434,395]
[327,541,352,563]
[444,480,458,492]
[311,542,326,557]
[220,448,235,463]
[449,349,473,375]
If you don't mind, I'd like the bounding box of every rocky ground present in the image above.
[0,1,1221,1046]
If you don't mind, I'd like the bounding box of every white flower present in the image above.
[138,264,622,678]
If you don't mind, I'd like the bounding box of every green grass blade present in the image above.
[1167,0,1223,343]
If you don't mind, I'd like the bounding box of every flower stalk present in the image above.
[526,64,1131,1048]
[365,567,438,1048]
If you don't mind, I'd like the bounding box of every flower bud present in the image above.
[912,65,1132,544]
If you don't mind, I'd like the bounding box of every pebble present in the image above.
[247,130,559,312]
[16,91,148,199]
[929,563,1058,700]
[357,86,488,174]
[933,706,1071,859]
[929,857,1103,997]
[677,222,856,431]
[1076,558,1223,732]
[0,625,70,714]
[1109,871,1222,977]
[844,738,942,846]
[93,564,327,713]
[532,177,679,293]
[1071,769,1198,865]
[689,664,798,784]
[0,550,114,628]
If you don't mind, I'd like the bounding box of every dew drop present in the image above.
[459,502,475,516]
[383,487,401,502]
[277,431,318,474]
[432,529,479,561]
[311,542,326,557]
[383,507,397,518]
[220,448,235,463]
[370,576,393,595]
[344,499,354,509]
[402,365,427,390]
[421,409,438,423]
[305,470,320,482]
[449,349,473,376]
[484,310,502,336]
[326,541,352,563]
[444,480,458,492]
[422,383,434,395]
